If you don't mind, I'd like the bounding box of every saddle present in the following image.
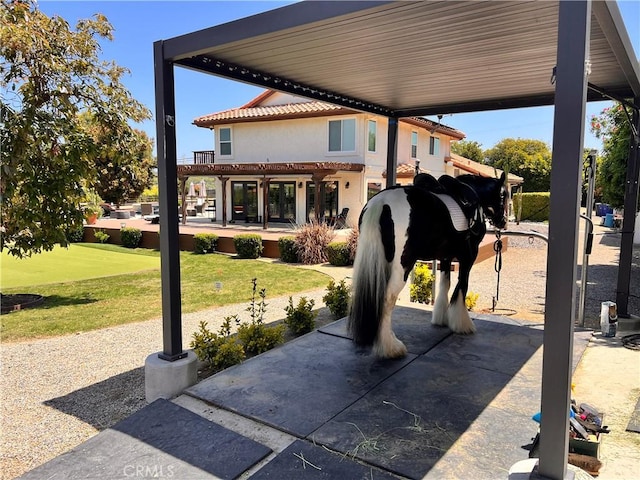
[414,173,482,232]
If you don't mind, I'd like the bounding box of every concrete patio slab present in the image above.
[19,399,271,480]
[186,331,416,437]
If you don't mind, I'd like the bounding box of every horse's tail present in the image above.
[348,200,391,346]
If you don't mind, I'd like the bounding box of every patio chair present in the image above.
[330,208,349,229]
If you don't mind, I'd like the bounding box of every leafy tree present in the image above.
[451,140,485,163]
[84,117,155,207]
[0,0,151,257]
[590,103,632,209]
[485,138,552,192]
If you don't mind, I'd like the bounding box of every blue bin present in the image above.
[604,213,614,227]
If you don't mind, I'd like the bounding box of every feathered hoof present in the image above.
[373,336,408,359]
[451,323,476,335]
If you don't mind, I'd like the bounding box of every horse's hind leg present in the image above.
[447,259,476,334]
[432,259,451,326]
[373,266,408,359]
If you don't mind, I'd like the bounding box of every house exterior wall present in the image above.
[202,92,460,227]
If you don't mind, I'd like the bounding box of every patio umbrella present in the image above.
[188,181,196,198]
[199,179,207,198]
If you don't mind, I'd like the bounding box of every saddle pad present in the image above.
[434,194,469,232]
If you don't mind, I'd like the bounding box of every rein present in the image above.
[492,230,503,311]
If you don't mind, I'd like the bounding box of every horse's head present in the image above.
[483,172,508,229]
[459,172,508,230]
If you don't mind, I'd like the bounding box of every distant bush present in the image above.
[513,192,550,222]
[410,262,434,304]
[294,220,334,265]
[120,227,142,248]
[94,229,110,244]
[233,234,263,259]
[346,227,359,264]
[466,291,480,311]
[323,279,351,319]
[278,236,299,263]
[66,224,85,243]
[284,296,318,335]
[326,241,351,266]
[194,233,219,254]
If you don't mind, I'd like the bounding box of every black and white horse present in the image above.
[348,173,507,358]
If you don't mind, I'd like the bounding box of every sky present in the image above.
[39,0,640,160]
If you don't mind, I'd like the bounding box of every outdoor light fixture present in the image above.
[120,223,126,229]
[345,182,350,189]
[298,182,303,188]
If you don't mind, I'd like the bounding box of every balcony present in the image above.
[193,150,215,165]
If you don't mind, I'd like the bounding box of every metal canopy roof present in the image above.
[164,0,640,116]
[153,3,639,479]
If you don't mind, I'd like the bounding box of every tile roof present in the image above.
[193,90,465,139]
[449,153,523,184]
[193,101,353,126]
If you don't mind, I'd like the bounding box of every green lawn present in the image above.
[1,244,160,289]
[1,244,330,341]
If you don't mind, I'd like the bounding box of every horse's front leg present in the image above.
[432,259,451,326]
[447,258,476,334]
[373,263,409,359]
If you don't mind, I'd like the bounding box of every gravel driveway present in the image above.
[1,221,637,479]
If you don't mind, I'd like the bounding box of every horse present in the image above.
[348,172,507,359]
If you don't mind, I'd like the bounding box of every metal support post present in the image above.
[538,1,591,479]
[386,117,398,188]
[615,102,640,317]
[578,151,597,327]
[154,41,186,361]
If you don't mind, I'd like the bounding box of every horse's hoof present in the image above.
[373,339,407,359]
[452,324,476,335]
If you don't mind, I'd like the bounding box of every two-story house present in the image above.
[178,90,508,228]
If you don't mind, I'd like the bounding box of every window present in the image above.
[429,136,440,156]
[411,131,418,158]
[219,127,232,156]
[367,120,377,152]
[328,119,356,152]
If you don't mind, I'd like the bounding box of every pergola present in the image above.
[153,2,639,479]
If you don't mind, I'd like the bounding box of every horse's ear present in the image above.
[499,171,506,184]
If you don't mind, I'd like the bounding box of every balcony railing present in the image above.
[193,150,215,165]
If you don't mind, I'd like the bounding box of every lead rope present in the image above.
[492,230,503,312]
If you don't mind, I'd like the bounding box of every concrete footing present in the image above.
[145,351,197,403]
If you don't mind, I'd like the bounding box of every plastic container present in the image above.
[604,213,614,227]
[600,301,618,337]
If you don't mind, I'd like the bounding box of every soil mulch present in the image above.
[0,293,44,314]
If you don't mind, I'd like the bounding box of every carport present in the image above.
[152,2,639,479]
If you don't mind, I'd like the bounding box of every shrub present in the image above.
[237,279,284,355]
[323,279,351,319]
[66,224,85,243]
[346,227,359,264]
[294,220,335,265]
[410,262,434,304]
[94,229,110,244]
[326,241,351,266]
[120,227,142,248]
[194,233,218,254]
[513,192,550,222]
[238,322,285,355]
[278,236,299,263]
[233,234,263,259]
[285,297,318,335]
[466,291,480,311]
[190,317,245,372]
